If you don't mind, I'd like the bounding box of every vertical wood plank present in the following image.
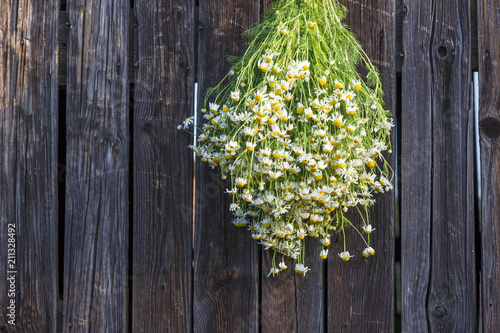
[400,0,433,329]
[427,0,475,330]
[478,0,500,329]
[131,0,194,332]
[327,0,396,331]
[401,0,475,331]
[0,0,59,331]
[261,239,325,333]
[63,0,129,331]
[194,1,260,332]
[257,1,324,332]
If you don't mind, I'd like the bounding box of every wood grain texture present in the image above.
[401,0,475,331]
[63,0,129,331]
[57,10,136,87]
[0,0,59,331]
[400,0,433,330]
[327,0,396,331]
[261,239,324,333]
[478,0,500,330]
[194,0,260,332]
[131,1,194,332]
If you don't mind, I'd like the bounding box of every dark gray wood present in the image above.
[400,0,433,330]
[131,0,194,332]
[57,10,136,87]
[401,0,475,331]
[63,0,129,331]
[478,0,500,330]
[261,239,325,333]
[0,0,59,331]
[326,0,396,331]
[194,1,260,332]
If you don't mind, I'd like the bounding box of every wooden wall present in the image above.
[0,0,494,332]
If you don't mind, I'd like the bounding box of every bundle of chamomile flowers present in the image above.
[179,0,393,276]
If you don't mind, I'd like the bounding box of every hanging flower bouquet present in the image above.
[179,0,393,276]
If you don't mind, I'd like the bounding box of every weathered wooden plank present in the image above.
[426,0,475,330]
[131,1,194,332]
[478,0,500,330]
[63,0,129,331]
[57,10,135,87]
[400,0,433,330]
[261,239,325,333]
[0,0,59,331]
[401,0,475,331]
[194,1,260,332]
[326,0,396,331]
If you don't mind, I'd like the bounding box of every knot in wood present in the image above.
[437,46,448,58]
[143,122,152,132]
[433,306,447,318]
[209,270,237,291]
[112,146,119,157]
[479,117,500,140]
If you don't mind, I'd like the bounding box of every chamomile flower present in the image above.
[225,187,237,195]
[321,237,331,246]
[362,225,375,233]
[268,267,280,277]
[254,89,268,103]
[362,247,375,257]
[235,177,247,188]
[294,264,310,275]
[246,142,257,151]
[180,116,194,130]
[338,251,354,261]
[352,80,362,91]
[232,217,249,227]
[209,102,220,113]
[231,91,240,101]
